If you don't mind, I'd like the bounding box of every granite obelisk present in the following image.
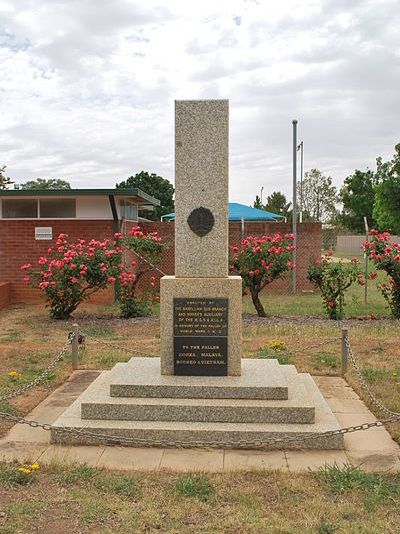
[160,100,242,376]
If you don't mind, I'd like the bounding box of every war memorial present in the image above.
[51,100,343,450]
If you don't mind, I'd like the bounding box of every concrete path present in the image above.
[1,371,399,473]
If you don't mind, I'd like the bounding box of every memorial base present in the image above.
[160,276,242,376]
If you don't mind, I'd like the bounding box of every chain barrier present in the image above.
[345,335,400,418]
[288,337,338,354]
[81,331,156,358]
[81,332,338,359]
[0,334,74,403]
[0,331,399,449]
[0,409,398,449]
[130,250,167,277]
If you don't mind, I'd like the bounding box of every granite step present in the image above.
[51,386,343,450]
[80,371,314,424]
[50,364,344,450]
[109,358,289,400]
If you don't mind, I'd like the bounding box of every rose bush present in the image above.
[307,252,364,319]
[363,229,400,318]
[22,233,122,319]
[229,233,295,317]
[120,226,164,318]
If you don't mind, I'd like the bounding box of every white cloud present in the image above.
[0,0,399,205]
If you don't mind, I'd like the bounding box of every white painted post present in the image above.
[341,327,349,376]
[71,323,79,371]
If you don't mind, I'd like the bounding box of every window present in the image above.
[2,199,38,218]
[120,200,137,221]
[1,198,77,218]
[40,199,76,218]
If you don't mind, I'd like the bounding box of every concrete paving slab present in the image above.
[286,450,348,471]
[0,441,47,463]
[224,449,287,471]
[335,413,379,428]
[344,428,399,451]
[346,450,400,472]
[314,376,347,388]
[98,446,163,471]
[38,445,105,466]
[160,448,224,472]
[326,397,372,414]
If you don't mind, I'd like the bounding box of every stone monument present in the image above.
[160,100,242,377]
[51,99,344,450]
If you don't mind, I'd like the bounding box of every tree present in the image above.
[253,195,263,209]
[265,191,291,218]
[0,165,14,190]
[253,191,291,219]
[20,178,71,189]
[116,171,174,221]
[373,144,400,234]
[338,170,376,233]
[299,169,338,223]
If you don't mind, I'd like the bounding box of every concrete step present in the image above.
[109,358,289,400]
[80,371,314,424]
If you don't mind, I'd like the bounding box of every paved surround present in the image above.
[1,371,399,472]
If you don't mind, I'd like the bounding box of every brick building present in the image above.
[0,188,322,306]
[0,188,160,304]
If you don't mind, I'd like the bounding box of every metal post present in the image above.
[292,120,297,293]
[341,327,349,376]
[260,186,264,206]
[71,323,79,371]
[241,217,245,242]
[299,141,303,223]
[364,216,369,305]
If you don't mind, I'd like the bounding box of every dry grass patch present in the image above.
[0,463,399,533]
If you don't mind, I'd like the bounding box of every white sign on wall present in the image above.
[35,227,53,240]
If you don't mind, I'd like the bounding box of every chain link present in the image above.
[130,250,167,277]
[1,331,399,449]
[0,335,74,402]
[0,409,398,448]
[289,337,338,354]
[345,335,400,418]
[81,331,157,358]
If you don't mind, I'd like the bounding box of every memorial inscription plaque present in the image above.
[173,297,228,375]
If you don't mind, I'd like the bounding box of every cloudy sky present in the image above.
[1,0,399,205]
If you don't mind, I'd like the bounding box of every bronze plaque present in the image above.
[187,207,214,237]
[173,298,228,375]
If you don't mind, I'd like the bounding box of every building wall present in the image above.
[0,197,136,220]
[336,234,400,254]
[0,282,10,309]
[76,197,113,219]
[0,219,322,306]
[0,219,116,304]
[140,221,321,291]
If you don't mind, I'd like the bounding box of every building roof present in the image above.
[0,188,160,208]
[162,202,284,222]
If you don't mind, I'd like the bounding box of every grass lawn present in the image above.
[0,298,399,533]
[0,463,399,533]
